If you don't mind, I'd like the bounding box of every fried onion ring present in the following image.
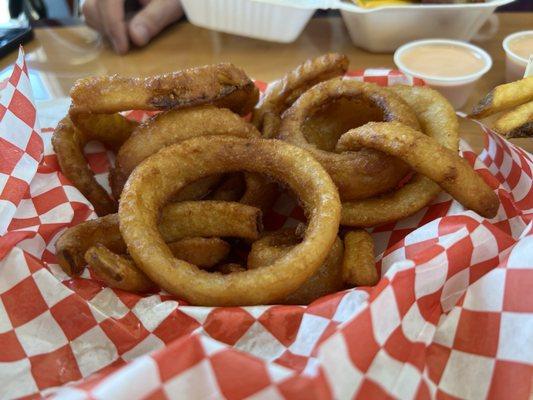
[210,173,246,201]
[471,76,533,119]
[86,238,231,292]
[85,245,156,292]
[52,114,138,216]
[69,63,259,116]
[336,122,500,219]
[252,53,349,138]
[342,230,378,287]
[218,263,247,274]
[118,136,341,306]
[247,229,344,304]
[240,173,279,211]
[278,78,420,200]
[110,106,260,198]
[56,201,262,276]
[340,85,459,227]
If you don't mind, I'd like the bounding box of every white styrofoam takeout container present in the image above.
[337,0,515,52]
[181,0,515,51]
[180,0,317,43]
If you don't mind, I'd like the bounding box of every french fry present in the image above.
[494,100,533,138]
[471,76,533,118]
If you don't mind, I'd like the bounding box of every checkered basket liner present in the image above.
[1,49,532,400]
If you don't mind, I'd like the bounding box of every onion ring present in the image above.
[252,53,349,138]
[240,173,279,211]
[110,106,260,198]
[69,63,259,116]
[169,176,221,202]
[85,245,156,292]
[247,229,344,305]
[342,230,378,287]
[118,136,341,306]
[336,121,500,219]
[52,114,137,216]
[218,264,247,274]
[210,173,246,201]
[278,78,420,200]
[86,238,230,292]
[69,112,139,151]
[340,85,459,227]
[56,201,262,276]
[167,237,231,268]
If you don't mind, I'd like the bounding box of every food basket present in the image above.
[181,0,515,51]
[1,49,532,399]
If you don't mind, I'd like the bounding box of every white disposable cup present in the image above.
[394,39,492,109]
[503,30,533,82]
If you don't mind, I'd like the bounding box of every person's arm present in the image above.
[82,0,183,54]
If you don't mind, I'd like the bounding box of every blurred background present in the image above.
[2,0,532,26]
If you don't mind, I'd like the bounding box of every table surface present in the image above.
[1,13,531,152]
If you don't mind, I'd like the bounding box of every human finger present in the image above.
[128,0,183,47]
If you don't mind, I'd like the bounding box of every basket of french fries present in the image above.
[0,49,532,399]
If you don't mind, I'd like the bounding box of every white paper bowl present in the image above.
[394,39,492,109]
[503,30,533,82]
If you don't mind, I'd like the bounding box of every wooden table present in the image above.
[1,13,531,152]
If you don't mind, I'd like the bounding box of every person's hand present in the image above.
[82,0,183,54]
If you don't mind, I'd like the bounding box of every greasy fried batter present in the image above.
[248,230,344,304]
[252,53,349,138]
[56,201,262,276]
[69,63,259,116]
[52,115,137,216]
[210,173,246,201]
[85,245,156,292]
[86,237,231,292]
[218,263,247,274]
[337,121,499,218]
[278,78,420,200]
[341,85,459,227]
[119,136,341,306]
[158,200,262,242]
[342,230,378,287]
[240,173,279,211]
[110,106,260,198]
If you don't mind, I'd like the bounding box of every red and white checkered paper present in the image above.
[1,48,532,400]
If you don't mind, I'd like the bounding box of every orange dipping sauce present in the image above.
[399,44,486,78]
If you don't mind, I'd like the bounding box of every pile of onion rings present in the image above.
[54,54,500,306]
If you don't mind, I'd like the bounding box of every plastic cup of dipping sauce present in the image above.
[503,31,533,82]
[394,39,492,109]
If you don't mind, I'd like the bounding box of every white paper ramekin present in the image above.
[503,30,533,82]
[394,39,492,109]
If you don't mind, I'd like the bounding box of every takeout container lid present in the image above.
[181,0,515,51]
